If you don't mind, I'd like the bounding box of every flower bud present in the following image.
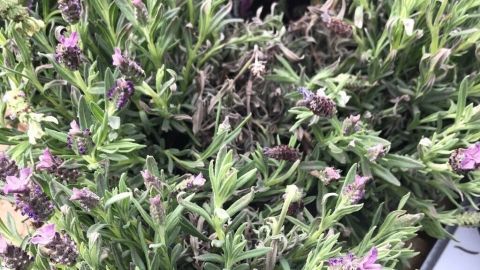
[149,195,165,223]
[107,78,135,110]
[0,235,32,270]
[69,188,100,211]
[31,224,78,266]
[0,153,18,181]
[55,32,82,70]
[263,145,301,162]
[58,0,82,24]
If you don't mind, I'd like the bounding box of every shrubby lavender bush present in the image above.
[0,0,479,269]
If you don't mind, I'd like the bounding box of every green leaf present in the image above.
[78,96,93,130]
[196,253,224,264]
[179,216,210,241]
[179,200,213,226]
[226,188,254,217]
[104,192,132,208]
[456,76,470,123]
[146,156,160,178]
[382,154,425,169]
[234,248,272,263]
[371,163,401,186]
[45,128,67,143]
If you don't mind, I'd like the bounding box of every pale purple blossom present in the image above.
[59,31,79,47]
[343,175,371,204]
[31,224,56,245]
[69,187,100,210]
[36,148,58,171]
[67,120,91,155]
[112,48,145,79]
[358,248,381,270]
[191,173,206,187]
[31,224,78,265]
[449,143,480,173]
[55,32,82,70]
[3,168,32,194]
[328,247,381,270]
[367,144,387,162]
[112,48,124,67]
[343,114,362,135]
[141,170,161,190]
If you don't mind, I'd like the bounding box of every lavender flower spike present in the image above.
[36,148,79,183]
[150,195,165,223]
[107,78,135,109]
[0,153,18,181]
[32,224,78,266]
[55,32,82,70]
[3,168,32,194]
[449,143,480,173]
[263,145,301,161]
[69,188,100,211]
[141,170,161,190]
[297,88,336,118]
[4,168,54,222]
[67,120,92,155]
[132,0,148,25]
[0,234,33,270]
[343,175,371,204]
[112,48,145,79]
[58,0,82,24]
[327,247,381,270]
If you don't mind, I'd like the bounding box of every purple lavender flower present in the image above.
[327,247,381,270]
[107,78,135,109]
[0,234,33,270]
[297,88,336,118]
[449,143,480,173]
[58,0,82,24]
[367,144,387,162]
[343,175,371,204]
[132,0,148,25]
[342,114,362,135]
[321,167,342,185]
[0,153,18,181]
[112,48,145,79]
[188,173,206,188]
[3,168,32,194]
[55,32,82,70]
[69,188,100,211]
[176,173,207,192]
[263,145,301,161]
[141,170,161,190]
[32,224,78,266]
[36,148,61,172]
[358,248,381,270]
[36,148,79,183]
[150,195,165,223]
[31,224,56,245]
[4,168,54,222]
[67,120,92,155]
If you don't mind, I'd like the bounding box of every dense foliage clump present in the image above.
[0,0,480,269]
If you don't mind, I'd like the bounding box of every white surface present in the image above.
[433,227,480,270]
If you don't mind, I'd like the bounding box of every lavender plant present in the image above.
[0,0,479,269]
